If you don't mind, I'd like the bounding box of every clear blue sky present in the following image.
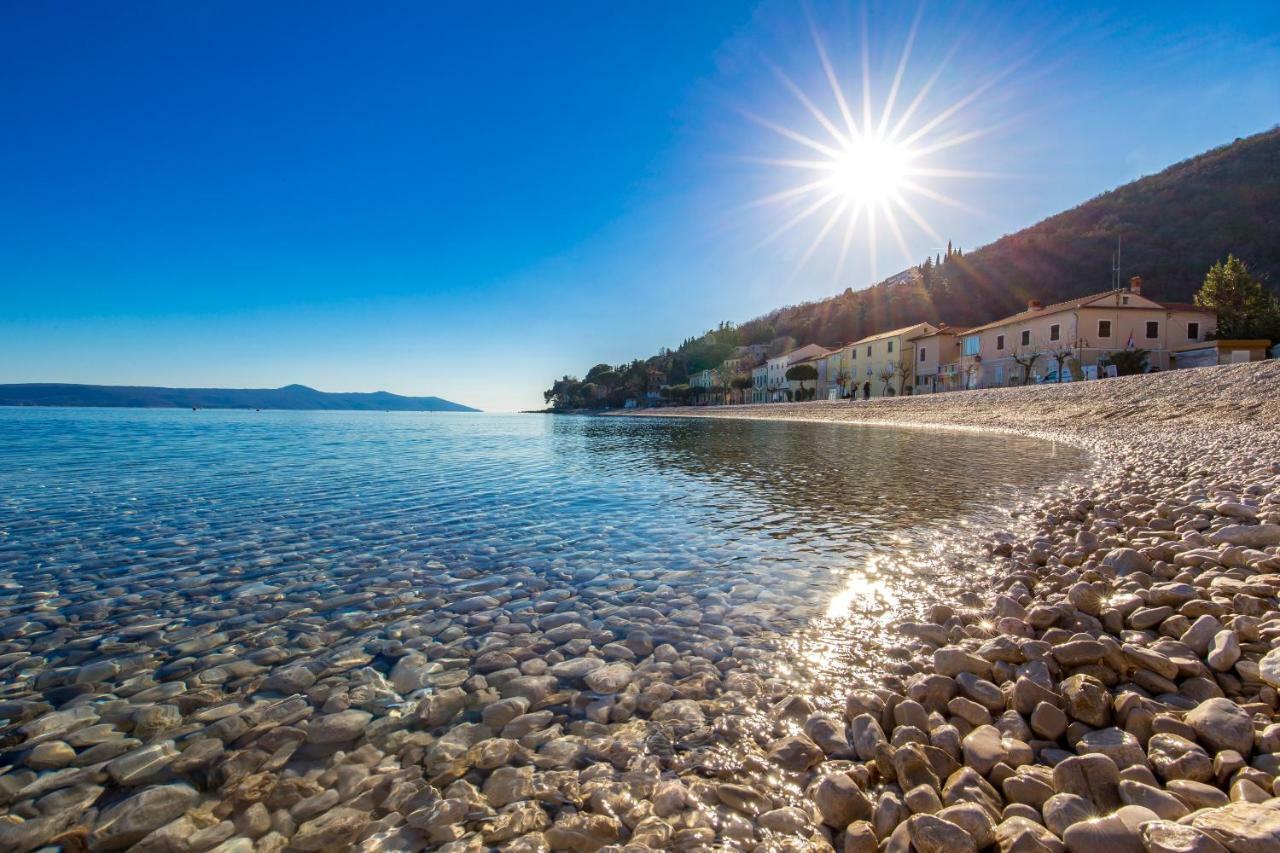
[3,1,1278,410]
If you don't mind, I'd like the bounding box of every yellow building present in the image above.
[848,322,940,399]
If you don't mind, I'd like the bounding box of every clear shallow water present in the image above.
[0,408,1081,704]
[0,407,1089,847]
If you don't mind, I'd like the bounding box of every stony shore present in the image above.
[0,361,1277,852]
[621,360,1280,851]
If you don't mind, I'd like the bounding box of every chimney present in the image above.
[1027,299,1043,311]
[1129,276,1142,295]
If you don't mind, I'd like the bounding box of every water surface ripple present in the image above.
[0,408,1083,846]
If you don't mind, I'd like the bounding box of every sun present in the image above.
[743,6,1001,283]
[828,137,914,206]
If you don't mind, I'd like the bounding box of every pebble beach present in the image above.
[627,359,1280,851]
[0,360,1278,852]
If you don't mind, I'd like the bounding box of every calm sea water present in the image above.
[0,408,1083,704]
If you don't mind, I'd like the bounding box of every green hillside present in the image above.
[545,127,1280,409]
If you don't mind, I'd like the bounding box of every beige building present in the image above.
[911,325,968,394]
[958,279,1216,388]
[847,322,940,399]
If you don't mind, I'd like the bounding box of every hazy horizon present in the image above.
[4,1,1278,410]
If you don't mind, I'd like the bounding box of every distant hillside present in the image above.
[544,127,1280,409]
[0,383,479,412]
[739,125,1280,347]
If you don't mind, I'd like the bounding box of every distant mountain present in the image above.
[0,383,480,412]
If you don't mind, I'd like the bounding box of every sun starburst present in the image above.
[746,5,1002,284]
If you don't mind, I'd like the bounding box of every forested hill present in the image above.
[0,384,479,412]
[742,125,1280,347]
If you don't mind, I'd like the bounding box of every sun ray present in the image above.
[792,197,851,279]
[886,42,960,143]
[834,202,865,283]
[904,166,1009,179]
[908,127,1001,159]
[898,55,1027,148]
[741,175,838,211]
[809,16,860,141]
[899,179,983,214]
[877,2,924,138]
[741,110,845,159]
[880,200,913,268]
[736,155,847,171]
[891,192,943,243]
[769,63,850,149]
[858,3,874,137]
[754,188,843,250]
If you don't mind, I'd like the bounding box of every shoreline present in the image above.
[1,362,1277,852]
[618,360,1280,850]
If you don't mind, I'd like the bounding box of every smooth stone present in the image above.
[1074,728,1150,770]
[1062,813,1143,853]
[812,772,872,828]
[1189,800,1280,852]
[1184,699,1254,757]
[908,813,977,853]
[93,784,200,850]
[306,710,372,744]
[1140,820,1228,853]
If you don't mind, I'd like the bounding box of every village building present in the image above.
[958,278,1216,387]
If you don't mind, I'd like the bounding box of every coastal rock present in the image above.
[93,784,200,850]
[1184,699,1254,757]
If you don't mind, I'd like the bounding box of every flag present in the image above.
[1125,331,1134,351]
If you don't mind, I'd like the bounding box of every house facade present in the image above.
[958,279,1217,388]
[787,354,828,400]
[825,346,854,399]
[849,322,940,399]
[751,364,769,403]
[766,343,830,401]
[912,326,968,394]
[1171,339,1270,369]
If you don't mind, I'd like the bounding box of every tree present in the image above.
[731,375,753,404]
[786,363,818,400]
[1104,348,1150,376]
[1047,343,1074,383]
[1195,255,1280,339]
[1009,340,1042,385]
[875,364,896,396]
[893,354,914,396]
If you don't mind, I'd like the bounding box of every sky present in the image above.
[2,1,1278,411]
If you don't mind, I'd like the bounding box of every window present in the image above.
[1049,324,1060,342]
[1122,296,1129,305]
[888,340,894,353]
[1020,330,1030,347]
[1146,321,1159,339]
[996,334,1005,351]
[962,336,979,356]
[1098,320,1112,338]
[919,347,927,362]
[1188,321,1200,339]
[866,346,872,356]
